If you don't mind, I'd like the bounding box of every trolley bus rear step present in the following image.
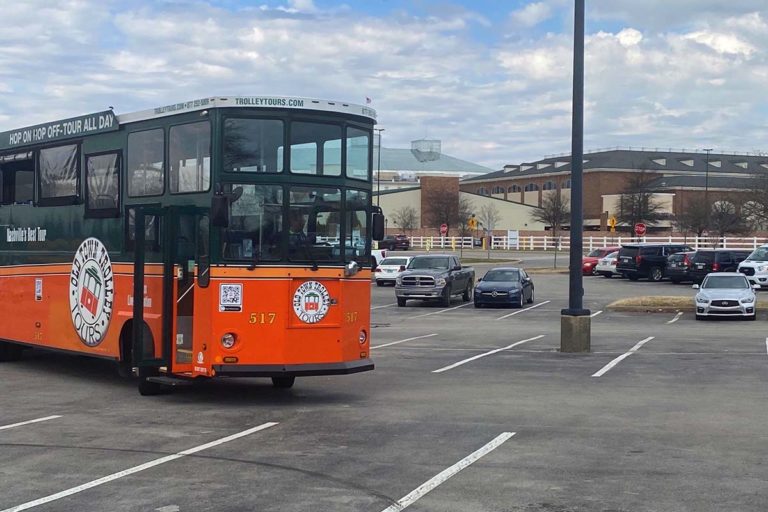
[145,376,194,386]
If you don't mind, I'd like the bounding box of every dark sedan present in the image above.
[473,267,534,308]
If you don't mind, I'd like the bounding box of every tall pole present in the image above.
[375,128,385,206]
[703,148,712,235]
[561,0,590,352]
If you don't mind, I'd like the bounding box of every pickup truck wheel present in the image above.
[649,266,663,282]
[0,341,23,362]
[440,288,451,307]
[397,298,407,307]
[376,280,383,287]
[462,282,472,302]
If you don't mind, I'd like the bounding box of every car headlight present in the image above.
[435,277,446,287]
[758,266,767,272]
[741,296,755,304]
[396,276,403,286]
[695,296,709,304]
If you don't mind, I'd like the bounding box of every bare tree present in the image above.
[529,193,570,236]
[616,169,666,232]
[741,173,768,230]
[708,198,749,246]
[674,195,710,238]
[391,205,419,234]
[477,203,501,258]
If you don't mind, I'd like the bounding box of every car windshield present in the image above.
[381,258,407,266]
[409,257,450,270]
[702,276,750,289]
[746,247,768,261]
[483,270,520,282]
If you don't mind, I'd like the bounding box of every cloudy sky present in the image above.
[1,0,767,169]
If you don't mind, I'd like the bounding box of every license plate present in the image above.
[696,264,704,269]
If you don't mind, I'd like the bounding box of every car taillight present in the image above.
[636,255,643,265]
[375,267,382,272]
[683,254,691,267]
[712,262,720,271]
[399,265,406,271]
[611,259,617,264]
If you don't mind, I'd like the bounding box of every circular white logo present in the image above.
[292,281,330,324]
[69,238,114,347]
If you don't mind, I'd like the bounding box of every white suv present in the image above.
[737,244,768,287]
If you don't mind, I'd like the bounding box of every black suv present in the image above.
[688,249,750,283]
[616,243,692,281]
[665,251,696,283]
[379,234,410,251]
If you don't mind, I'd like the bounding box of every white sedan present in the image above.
[693,273,757,321]
[595,251,621,278]
[375,256,413,286]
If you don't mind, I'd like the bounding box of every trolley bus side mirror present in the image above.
[372,212,385,241]
[211,195,229,228]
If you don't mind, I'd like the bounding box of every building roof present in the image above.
[377,147,494,176]
[461,149,768,183]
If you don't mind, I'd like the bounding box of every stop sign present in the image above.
[634,223,647,236]
[440,223,448,235]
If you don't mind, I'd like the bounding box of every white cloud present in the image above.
[510,2,553,27]
[683,31,755,56]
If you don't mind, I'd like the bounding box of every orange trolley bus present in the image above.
[0,96,383,394]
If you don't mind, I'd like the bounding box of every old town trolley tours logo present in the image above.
[69,238,115,346]
[292,281,330,324]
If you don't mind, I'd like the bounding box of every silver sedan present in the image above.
[693,273,757,321]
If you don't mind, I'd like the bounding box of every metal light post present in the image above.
[561,0,591,352]
[703,148,712,236]
[375,128,385,206]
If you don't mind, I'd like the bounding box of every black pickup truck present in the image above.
[395,254,475,307]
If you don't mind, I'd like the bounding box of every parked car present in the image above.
[664,251,696,283]
[595,251,621,278]
[616,243,692,281]
[395,254,475,307]
[378,234,410,251]
[688,249,750,283]
[473,267,534,308]
[693,272,757,321]
[374,256,412,286]
[582,246,620,275]
[371,249,387,269]
[738,244,768,288]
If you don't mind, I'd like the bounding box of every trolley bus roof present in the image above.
[0,96,376,151]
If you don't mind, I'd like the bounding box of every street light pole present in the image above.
[703,148,712,234]
[375,128,385,206]
[561,0,590,353]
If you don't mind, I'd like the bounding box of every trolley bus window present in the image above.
[223,118,283,173]
[288,186,341,262]
[290,122,342,176]
[0,158,34,205]
[39,144,79,204]
[85,152,120,216]
[127,129,164,197]
[345,189,370,264]
[223,184,283,261]
[170,121,211,193]
[346,127,371,180]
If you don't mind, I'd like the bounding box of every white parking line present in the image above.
[0,415,61,432]
[372,333,438,349]
[590,310,603,318]
[433,335,545,373]
[408,302,472,320]
[666,312,683,324]
[0,422,278,512]
[495,301,551,321]
[379,432,515,512]
[372,303,397,310]
[592,337,655,378]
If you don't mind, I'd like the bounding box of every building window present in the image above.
[561,179,571,189]
[508,185,521,193]
[543,181,556,191]
[492,186,504,194]
[85,152,120,217]
[524,183,539,192]
[39,144,79,204]
[476,187,488,195]
[127,129,164,197]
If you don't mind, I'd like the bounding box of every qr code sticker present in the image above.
[219,284,243,307]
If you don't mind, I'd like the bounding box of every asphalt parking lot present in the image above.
[2,259,768,512]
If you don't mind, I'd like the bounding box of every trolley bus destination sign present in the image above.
[0,110,118,151]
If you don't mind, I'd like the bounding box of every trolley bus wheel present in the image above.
[272,376,296,389]
[138,371,166,396]
[0,341,23,362]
